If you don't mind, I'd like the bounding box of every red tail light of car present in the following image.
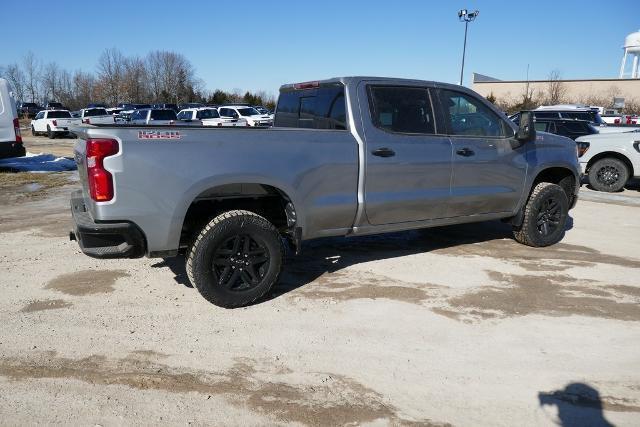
[13,118,22,143]
[86,139,119,202]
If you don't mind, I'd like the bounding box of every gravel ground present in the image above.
[0,137,639,426]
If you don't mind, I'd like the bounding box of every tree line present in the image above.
[0,49,276,111]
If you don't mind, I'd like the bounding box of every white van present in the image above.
[0,78,25,158]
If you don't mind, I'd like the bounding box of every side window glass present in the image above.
[369,86,436,134]
[328,94,346,130]
[439,90,507,137]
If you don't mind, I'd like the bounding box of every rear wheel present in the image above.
[186,210,283,308]
[513,182,569,247]
[588,157,629,192]
[47,125,54,139]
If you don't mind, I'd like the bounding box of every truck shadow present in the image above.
[155,217,573,305]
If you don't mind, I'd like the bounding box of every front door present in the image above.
[436,88,528,217]
[362,84,452,225]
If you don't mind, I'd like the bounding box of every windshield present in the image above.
[238,107,260,116]
[196,109,220,119]
[85,108,108,117]
[255,107,268,114]
[150,110,177,120]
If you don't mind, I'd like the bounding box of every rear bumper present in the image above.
[70,190,146,259]
[0,142,26,159]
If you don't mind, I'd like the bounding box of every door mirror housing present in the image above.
[516,111,536,142]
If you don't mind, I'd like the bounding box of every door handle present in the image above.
[456,148,475,157]
[371,147,396,158]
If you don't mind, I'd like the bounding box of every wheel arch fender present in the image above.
[586,150,635,177]
[168,175,302,249]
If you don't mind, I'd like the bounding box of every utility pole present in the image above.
[458,9,479,86]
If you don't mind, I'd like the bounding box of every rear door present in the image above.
[435,88,527,217]
[361,83,452,225]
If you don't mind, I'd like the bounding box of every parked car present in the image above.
[178,102,204,110]
[153,103,179,113]
[31,110,81,138]
[177,108,247,127]
[79,108,116,125]
[45,102,65,110]
[18,102,43,118]
[254,105,275,121]
[69,76,580,308]
[218,106,273,127]
[575,130,640,192]
[119,104,152,121]
[87,103,108,109]
[509,105,633,134]
[0,78,25,158]
[534,119,598,140]
[129,108,177,125]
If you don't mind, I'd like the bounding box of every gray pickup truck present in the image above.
[70,77,580,308]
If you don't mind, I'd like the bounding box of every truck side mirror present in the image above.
[516,111,536,142]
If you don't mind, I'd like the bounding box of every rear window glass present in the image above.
[196,109,220,119]
[150,110,177,120]
[369,86,435,134]
[275,84,346,130]
[47,111,71,118]
[85,108,108,117]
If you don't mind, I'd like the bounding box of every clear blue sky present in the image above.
[1,0,637,96]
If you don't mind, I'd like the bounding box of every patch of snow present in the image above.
[0,152,77,172]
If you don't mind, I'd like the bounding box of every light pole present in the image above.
[458,9,479,86]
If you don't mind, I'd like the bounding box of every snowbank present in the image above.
[0,153,77,172]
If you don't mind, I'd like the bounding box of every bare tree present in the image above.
[73,70,97,108]
[97,48,125,106]
[146,50,198,103]
[23,52,41,103]
[2,63,25,102]
[546,69,566,105]
[122,56,148,102]
[42,62,61,102]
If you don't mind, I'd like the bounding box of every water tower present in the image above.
[620,30,640,78]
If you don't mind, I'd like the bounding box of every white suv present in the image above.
[218,106,273,127]
[177,108,247,127]
[576,130,640,192]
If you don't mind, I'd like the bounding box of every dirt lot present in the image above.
[0,136,639,426]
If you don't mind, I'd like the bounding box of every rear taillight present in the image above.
[82,118,90,124]
[614,118,620,124]
[86,139,119,202]
[13,118,22,143]
[52,119,57,127]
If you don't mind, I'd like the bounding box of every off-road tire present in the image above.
[588,157,629,192]
[186,210,283,308]
[513,182,569,247]
[47,125,54,139]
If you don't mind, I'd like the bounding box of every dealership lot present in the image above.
[0,137,637,426]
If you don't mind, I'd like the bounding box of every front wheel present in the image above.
[588,158,629,192]
[31,126,37,136]
[186,210,283,308]
[513,182,569,247]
